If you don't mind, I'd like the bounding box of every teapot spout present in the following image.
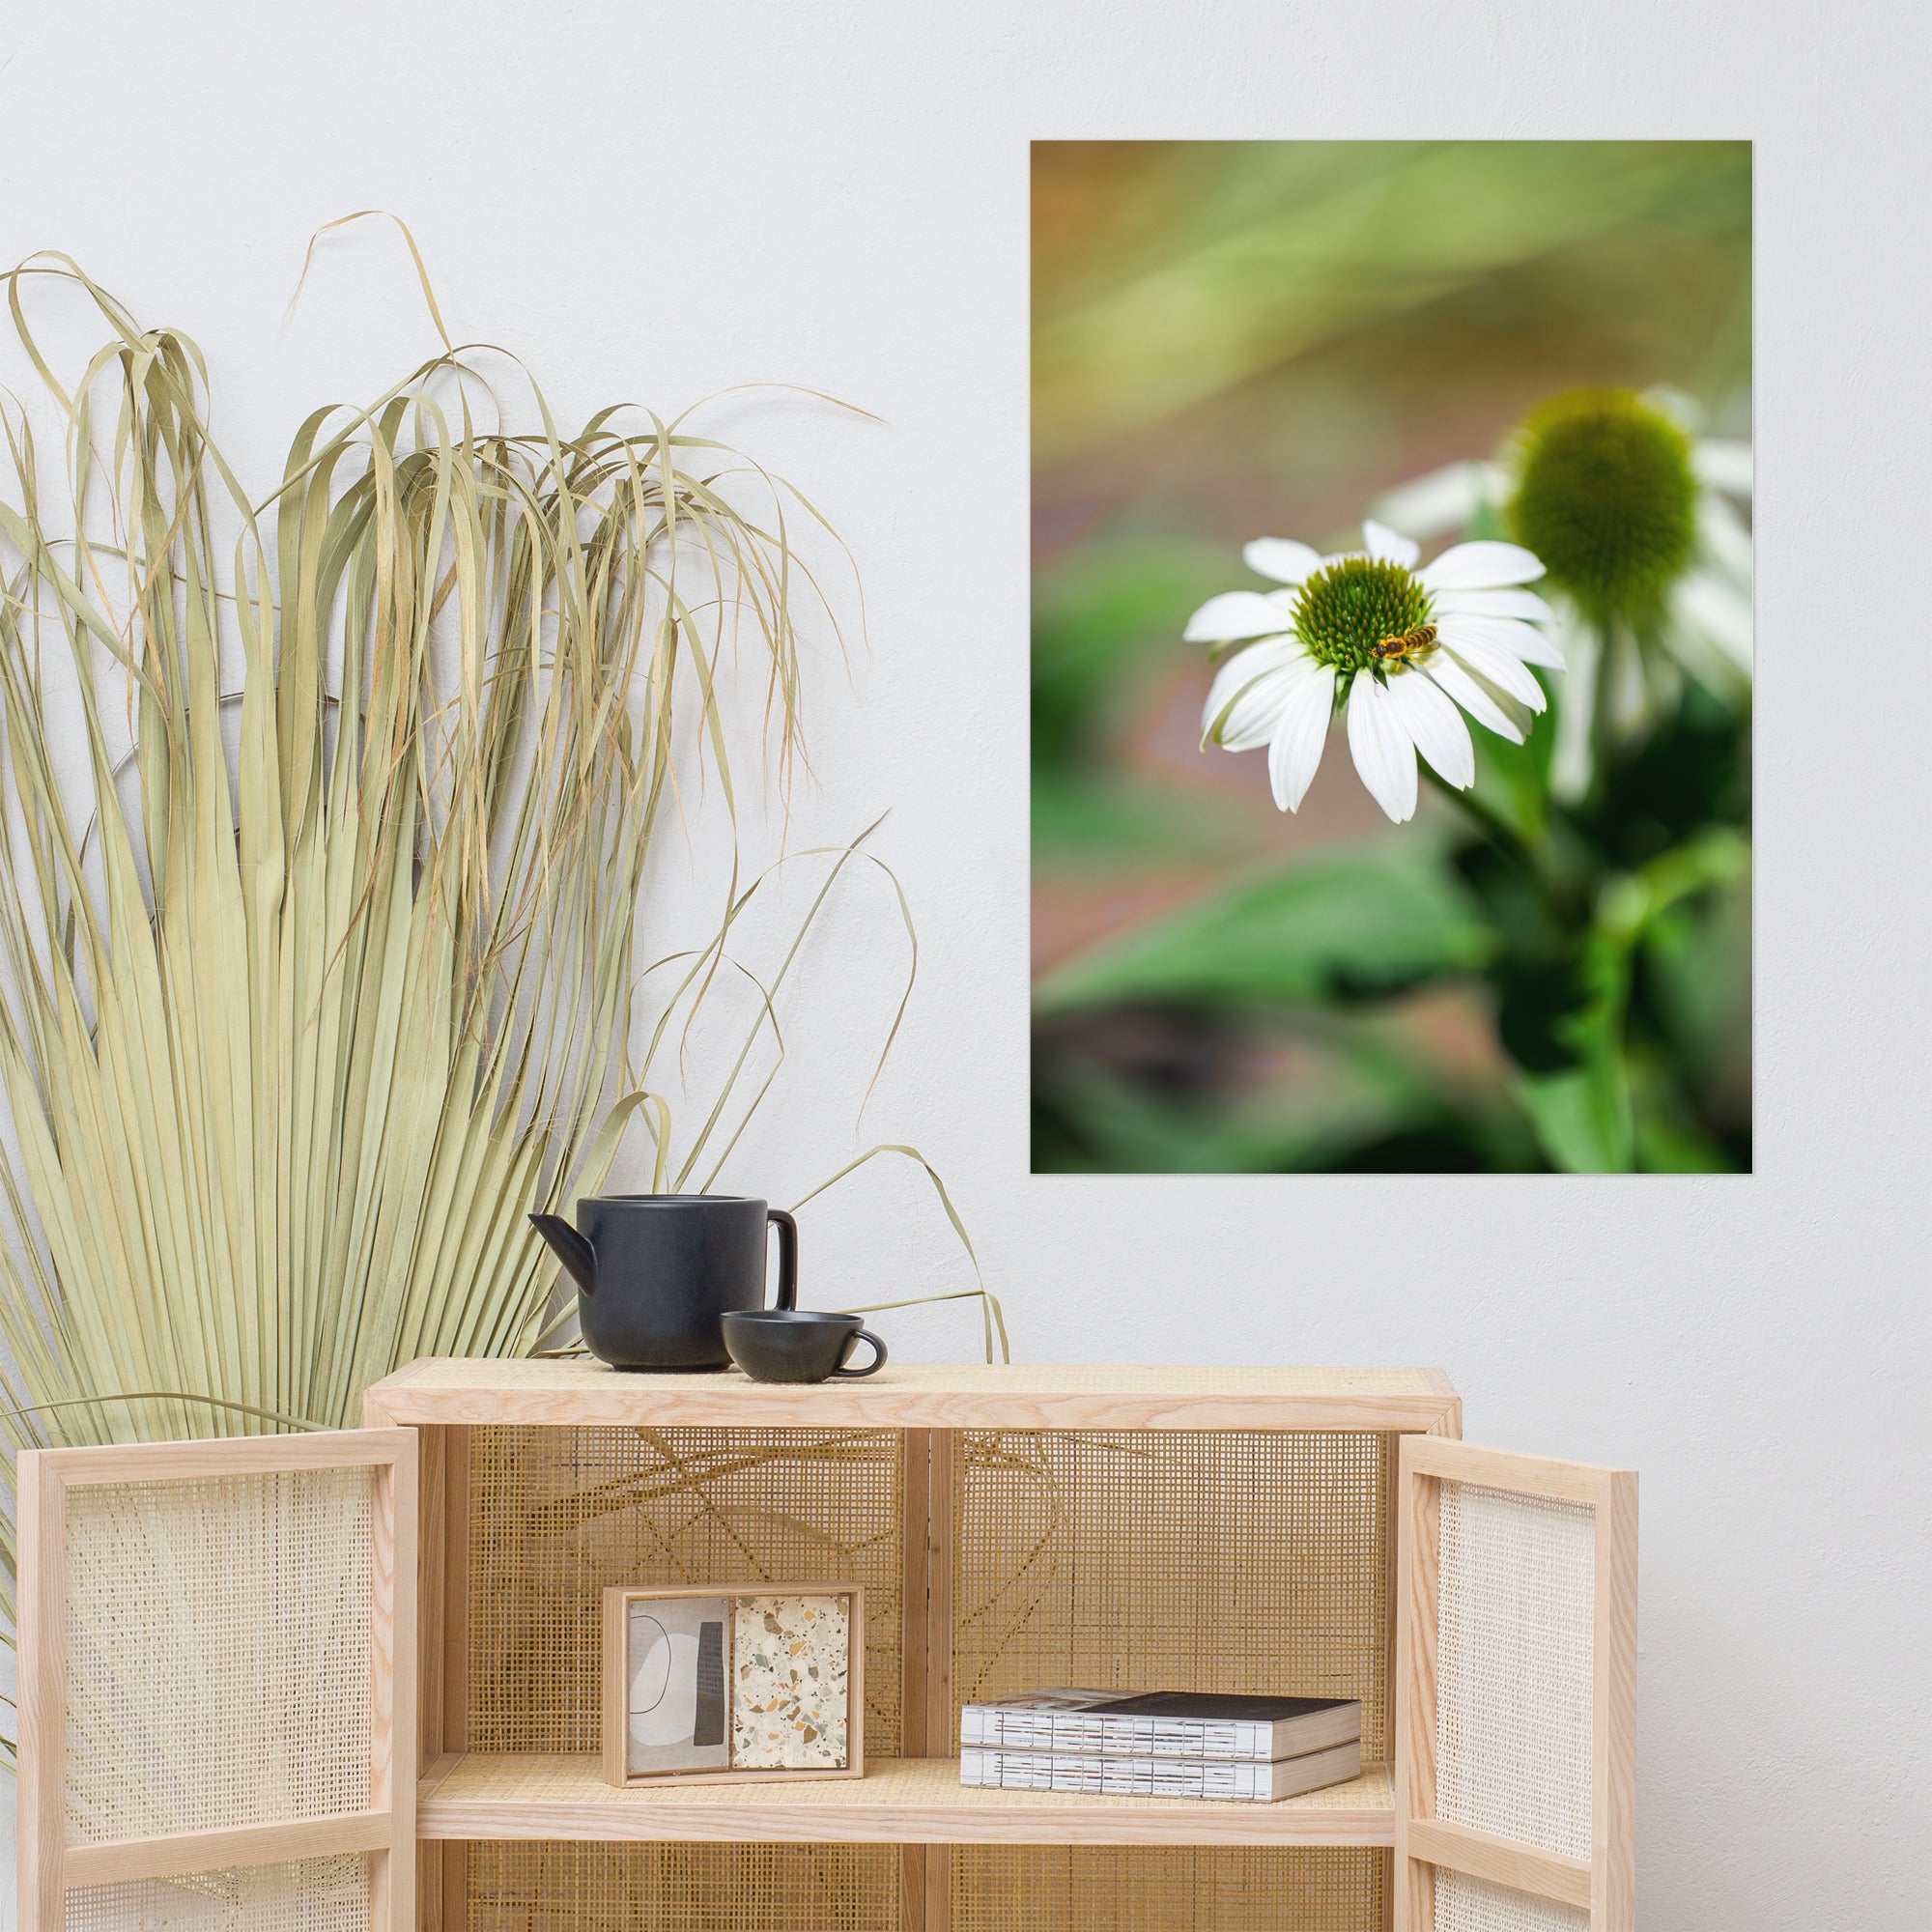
[529,1213,598,1295]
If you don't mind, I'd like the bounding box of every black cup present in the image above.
[721,1310,888,1383]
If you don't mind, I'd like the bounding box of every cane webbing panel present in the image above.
[952,1431,1392,1758]
[63,1855,370,1932]
[62,1469,375,1842]
[468,1426,902,1756]
[466,1841,897,1932]
[952,1846,1387,1931]
[1434,1870,1589,1932]
[1435,1481,1595,1861]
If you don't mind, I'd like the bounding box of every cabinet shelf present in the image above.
[415,1752,1395,1848]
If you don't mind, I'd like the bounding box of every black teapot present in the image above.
[529,1194,798,1371]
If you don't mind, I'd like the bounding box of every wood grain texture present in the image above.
[15,1453,65,1932]
[61,1810,391,1888]
[848,1586,869,1781]
[1595,1469,1639,1932]
[1406,1817,1593,1910]
[38,1429,412,1484]
[362,1358,1463,1433]
[1393,1435,1441,1932]
[378,1418,469,1772]
[378,1413,465,1932]
[409,1420,447,1778]
[923,1431,955,1932]
[899,1844,928,1932]
[925,1840,952,1931]
[925,1430,955,1761]
[417,1841,466,1932]
[1401,1437,1624,1507]
[409,1763,458,1932]
[1382,1405,1459,1932]
[602,1585,629,1787]
[415,1752,1395,1847]
[372,1438,418,1932]
[900,1430,932,1760]
[1378,1428,1404,1918]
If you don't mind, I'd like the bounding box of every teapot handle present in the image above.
[767,1208,799,1311]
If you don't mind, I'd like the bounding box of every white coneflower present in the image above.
[1372,386,1750,798]
[1191,520,1557,825]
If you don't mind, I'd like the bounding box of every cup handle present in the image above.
[832,1328,887,1378]
[767,1208,798,1311]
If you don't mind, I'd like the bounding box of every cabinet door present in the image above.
[1395,1437,1636,1932]
[17,1429,417,1932]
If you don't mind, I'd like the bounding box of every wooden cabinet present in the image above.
[17,1362,1634,1932]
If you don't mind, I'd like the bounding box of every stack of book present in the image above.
[958,1689,1362,1804]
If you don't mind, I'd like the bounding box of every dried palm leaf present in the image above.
[0,241,997,1766]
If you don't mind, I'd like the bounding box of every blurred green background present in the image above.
[1031,140,1751,1173]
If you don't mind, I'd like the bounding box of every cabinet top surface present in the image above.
[364,1357,1460,1431]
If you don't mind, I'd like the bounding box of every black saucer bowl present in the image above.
[721,1309,888,1383]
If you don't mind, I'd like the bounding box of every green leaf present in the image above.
[1629,1058,1737,1172]
[1033,537,1229,768]
[1032,1040,1428,1174]
[1036,839,1495,1012]
[1514,831,1747,1172]
[1520,1065,1634,1173]
[1463,682,1554,843]
[1031,767,1233,870]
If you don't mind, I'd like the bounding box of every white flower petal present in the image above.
[1184,590,1295,644]
[1371,460,1507,540]
[1507,630,1566,672]
[1439,630,1548,712]
[1201,639,1300,747]
[1673,569,1753,671]
[1265,662,1336,810]
[1606,625,1659,733]
[1361,519,1420,568]
[1692,440,1752,500]
[1437,611,1564,671]
[1418,540,1547,591]
[1241,537,1323,586]
[1642,385,1705,434]
[1222,648,1320,751]
[1218,686,1291,753]
[1697,492,1752,585]
[1548,607,1599,804]
[1425,652,1524,744]
[1433,587,1556,624]
[1202,636,1295,714]
[1346,674,1418,823]
[1383,667,1474,789]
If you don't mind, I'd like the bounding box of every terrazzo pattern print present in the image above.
[730,1594,851,1769]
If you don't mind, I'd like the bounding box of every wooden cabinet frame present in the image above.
[15,1429,417,1932]
[367,1362,1465,1932]
[16,1364,1636,1932]
[1394,1437,1637,1932]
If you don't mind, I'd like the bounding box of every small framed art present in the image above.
[601,1583,865,1787]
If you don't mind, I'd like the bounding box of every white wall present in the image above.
[4,2,1927,1926]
